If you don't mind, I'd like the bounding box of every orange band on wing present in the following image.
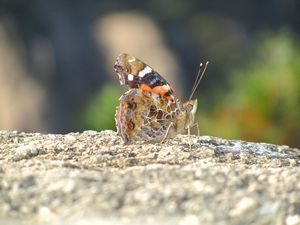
[140,84,174,101]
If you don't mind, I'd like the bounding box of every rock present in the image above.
[0,130,299,225]
[13,143,40,161]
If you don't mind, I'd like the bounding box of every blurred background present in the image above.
[0,0,299,147]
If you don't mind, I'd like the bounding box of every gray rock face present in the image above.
[0,130,299,225]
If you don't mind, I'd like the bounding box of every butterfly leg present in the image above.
[188,122,200,136]
[187,125,192,150]
[194,122,200,136]
[187,122,201,150]
[160,122,174,144]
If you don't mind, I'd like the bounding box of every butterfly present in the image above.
[114,53,208,145]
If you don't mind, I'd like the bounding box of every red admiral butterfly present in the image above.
[114,53,208,145]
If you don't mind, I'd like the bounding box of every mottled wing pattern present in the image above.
[115,89,190,143]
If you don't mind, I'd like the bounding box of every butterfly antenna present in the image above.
[188,61,209,101]
[190,62,204,97]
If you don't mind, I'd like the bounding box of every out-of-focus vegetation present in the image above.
[79,84,121,131]
[200,31,300,147]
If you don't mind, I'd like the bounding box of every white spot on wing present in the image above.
[138,66,152,77]
[128,58,135,63]
[128,74,134,81]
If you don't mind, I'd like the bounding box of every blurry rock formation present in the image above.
[0,22,45,132]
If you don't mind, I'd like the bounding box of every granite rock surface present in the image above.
[0,130,299,225]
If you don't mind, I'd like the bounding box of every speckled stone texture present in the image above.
[0,130,299,225]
